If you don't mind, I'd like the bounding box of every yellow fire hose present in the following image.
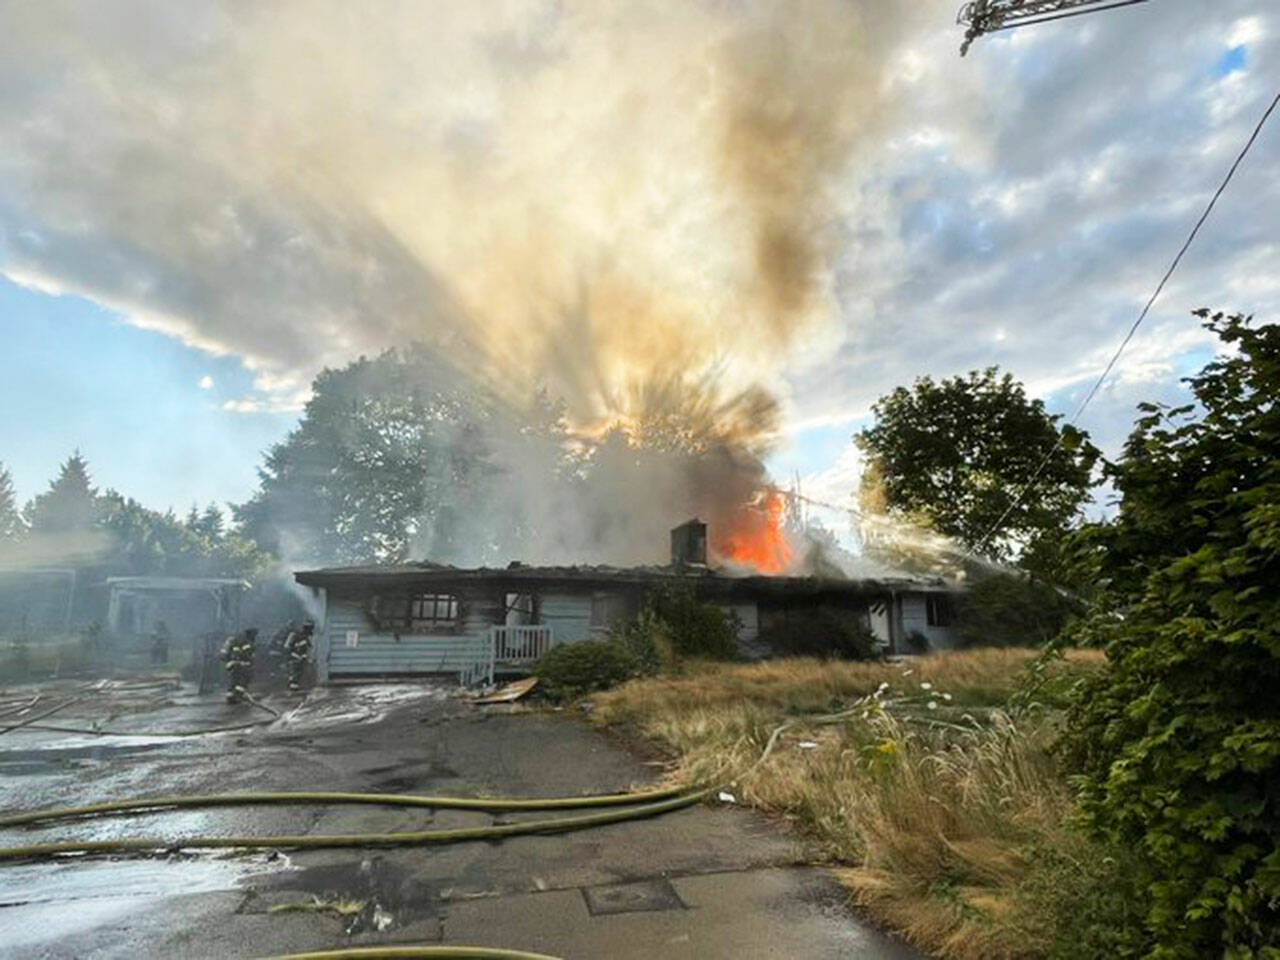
[261,948,564,959]
[0,783,693,827]
[0,702,868,863]
[0,789,709,860]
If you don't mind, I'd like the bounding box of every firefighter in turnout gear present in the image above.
[284,621,315,693]
[221,628,257,703]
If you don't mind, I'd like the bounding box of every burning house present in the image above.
[294,520,962,685]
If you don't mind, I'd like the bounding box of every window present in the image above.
[926,595,953,628]
[590,593,628,630]
[374,593,459,633]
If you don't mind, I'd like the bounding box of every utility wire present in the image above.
[972,89,1280,556]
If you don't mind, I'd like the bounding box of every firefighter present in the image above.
[221,627,257,703]
[284,620,315,693]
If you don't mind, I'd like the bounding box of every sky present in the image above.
[0,0,1276,528]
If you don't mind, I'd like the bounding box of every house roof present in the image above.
[293,561,956,599]
[105,577,250,592]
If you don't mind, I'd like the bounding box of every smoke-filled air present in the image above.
[0,0,931,571]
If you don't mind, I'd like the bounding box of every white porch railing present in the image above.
[490,624,555,663]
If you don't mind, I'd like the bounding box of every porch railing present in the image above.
[490,624,555,663]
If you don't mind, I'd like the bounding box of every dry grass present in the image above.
[591,648,1109,960]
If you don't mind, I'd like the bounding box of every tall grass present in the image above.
[592,648,1115,960]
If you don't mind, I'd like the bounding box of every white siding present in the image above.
[324,596,497,677]
[869,604,891,646]
[539,593,594,644]
[901,594,958,650]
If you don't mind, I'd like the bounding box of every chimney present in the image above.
[670,519,707,568]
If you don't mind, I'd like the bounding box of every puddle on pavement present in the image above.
[247,854,435,935]
[271,684,450,732]
[0,852,290,952]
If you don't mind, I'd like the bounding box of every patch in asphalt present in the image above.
[247,855,436,934]
[582,878,686,916]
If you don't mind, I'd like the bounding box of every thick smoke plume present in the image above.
[0,1,911,569]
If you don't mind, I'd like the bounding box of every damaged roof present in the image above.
[293,561,955,598]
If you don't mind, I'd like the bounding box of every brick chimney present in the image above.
[670,519,707,568]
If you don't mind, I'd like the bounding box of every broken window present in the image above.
[373,593,460,633]
[926,595,953,628]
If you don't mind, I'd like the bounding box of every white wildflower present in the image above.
[927,701,937,710]
[920,682,932,691]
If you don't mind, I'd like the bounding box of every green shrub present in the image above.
[1061,312,1280,959]
[758,606,878,660]
[648,584,738,660]
[956,570,1080,647]
[534,640,636,700]
[609,607,676,675]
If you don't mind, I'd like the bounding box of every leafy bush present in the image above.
[956,570,1080,648]
[609,607,676,675]
[534,640,636,700]
[648,584,739,660]
[758,606,878,660]
[1062,312,1280,959]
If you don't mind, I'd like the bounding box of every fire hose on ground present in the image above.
[261,948,564,959]
[0,707,879,960]
[0,703,869,863]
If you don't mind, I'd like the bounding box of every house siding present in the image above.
[539,593,595,644]
[901,594,957,650]
[324,595,500,677]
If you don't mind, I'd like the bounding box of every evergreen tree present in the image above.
[197,504,225,541]
[24,451,98,534]
[0,462,25,541]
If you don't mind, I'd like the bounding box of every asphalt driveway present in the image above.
[0,681,922,959]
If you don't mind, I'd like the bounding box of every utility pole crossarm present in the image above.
[958,0,1149,55]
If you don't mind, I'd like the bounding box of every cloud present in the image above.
[0,0,924,439]
[785,0,1279,469]
[198,375,213,390]
[1,0,1275,480]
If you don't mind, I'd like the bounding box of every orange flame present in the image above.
[715,490,793,574]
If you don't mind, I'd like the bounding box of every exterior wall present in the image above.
[323,593,501,677]
[311,578,962,680]
[869,603,891,648]
[538,592,595,644]
[900,594,958,650]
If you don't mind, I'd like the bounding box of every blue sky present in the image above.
[1,0,1275,526]
[0,277,294,511]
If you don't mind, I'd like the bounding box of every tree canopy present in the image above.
[856,367,1099,571]
[0,463,23,542]
[1063,311,1280,958]
[1,451,266,582]
[23,450,97,535]
[234,346,564,566]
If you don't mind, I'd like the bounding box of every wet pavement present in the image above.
[0,680,922,959]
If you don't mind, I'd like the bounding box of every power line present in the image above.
[972,89,1280,556]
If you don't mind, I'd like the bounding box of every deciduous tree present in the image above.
[856,367,1099,571]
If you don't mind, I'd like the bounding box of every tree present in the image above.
[24,450,98,534]
[98,491,267,580]
[1062,312,1280,959]
[0,463,24,542]
[954,570,1079,647]
[856,367,1099,570]
[235,347,523,565]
